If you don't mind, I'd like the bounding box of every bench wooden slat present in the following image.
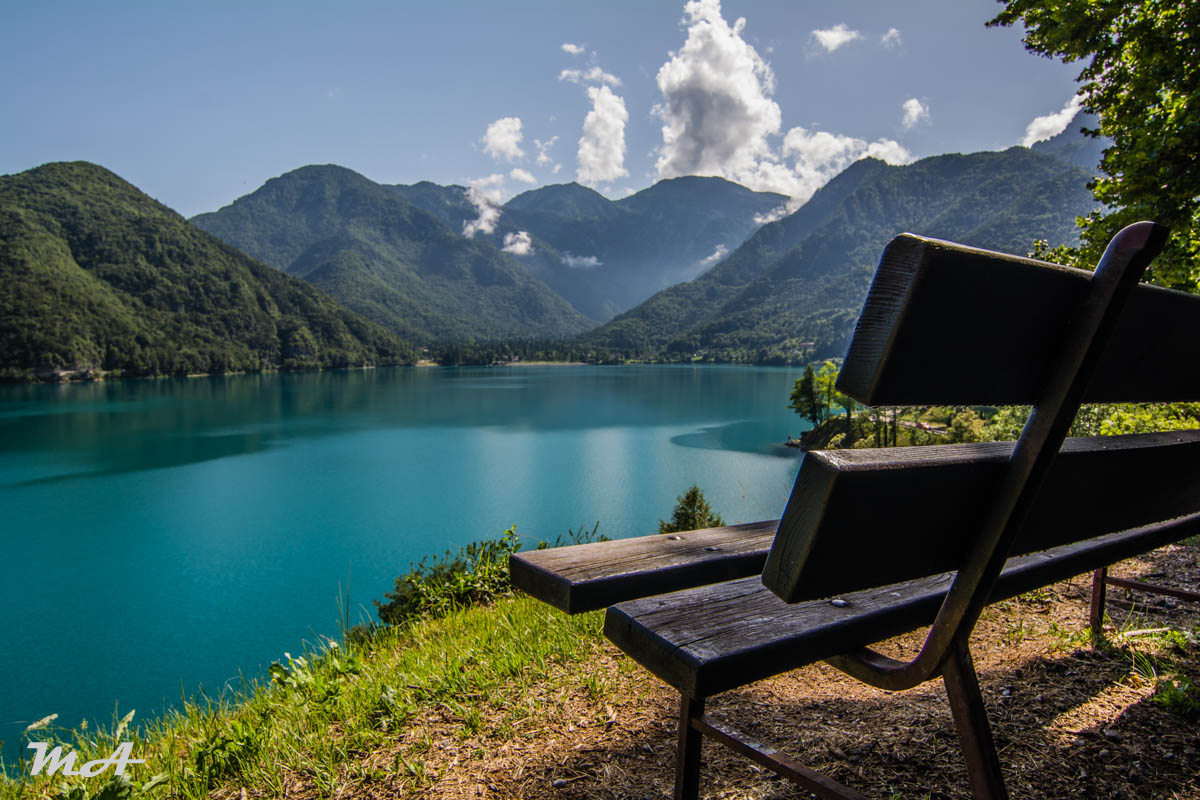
[510,520,777,613]
[837,233,1200,406]
[762,430,1200,603]
[606,512,1200,699]
[512,431,1200,614]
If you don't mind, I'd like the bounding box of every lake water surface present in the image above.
[0,364,808,762]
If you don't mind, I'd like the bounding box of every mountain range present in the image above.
[2,114,1107,379]
[190,165,592,344]
[585,143,1099,361]
[0,162,413,379]
[192,168,786,333]
[389,177,786,321]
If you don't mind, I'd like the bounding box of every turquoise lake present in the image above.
[0,364,809,762]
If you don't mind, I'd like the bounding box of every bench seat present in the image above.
[605,513,1200,699]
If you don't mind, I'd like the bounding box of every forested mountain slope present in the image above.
[0,162,413,379]
[192,165,593,343]
[586,147,1098,361]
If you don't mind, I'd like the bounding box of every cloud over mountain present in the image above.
[654,0,780,185]
[577,85,629,185]
[1023,95,1083,146]
[654,0,911,206]
[463,174,504,237]
[502,230,533,255]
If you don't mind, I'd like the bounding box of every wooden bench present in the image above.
[511,221,1200,799]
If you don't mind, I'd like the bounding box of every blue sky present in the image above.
[1,0,1084,218]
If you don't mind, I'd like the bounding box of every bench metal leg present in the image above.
[942,634,1009,800]
[1090,566,1108,643]
[675,694,704,800]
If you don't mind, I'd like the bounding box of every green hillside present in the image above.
[0,162,414,380]
[586,147,1099,361]
[192,165,593,343]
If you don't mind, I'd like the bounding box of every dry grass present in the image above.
[268,544,1200,800]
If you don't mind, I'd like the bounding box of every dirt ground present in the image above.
[302,546,1200,799]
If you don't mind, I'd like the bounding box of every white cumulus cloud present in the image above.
[482,117,525,162]
[559,66,622,87]
[462,174,505,238]
[654,0,912,209]
[502,231,533,255]
[881,28,902,47]
[577,84,629,186]
[510,168,536,184]
[561,42,585,55]
[1022,95,1084,146]
[863,139,913,164]
[901,98,930,129]
[534,136,558,166]
[753,203,791,225]
[699,244,728,266]
[562,253,603,269]
[655,0,780,184]
[780,127,913,205]
[811,23,861,53]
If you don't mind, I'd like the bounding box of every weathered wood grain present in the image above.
[837,232,1199,406]
[510,520,777,613]
[606,511,1200,699]
[763,430,1200,602]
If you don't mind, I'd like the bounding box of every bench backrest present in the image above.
[763,223,1200,603]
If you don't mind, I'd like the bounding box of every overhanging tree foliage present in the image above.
[789,360,856,428]
[989,1,1200,292]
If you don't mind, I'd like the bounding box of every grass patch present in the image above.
[1,598,603,799]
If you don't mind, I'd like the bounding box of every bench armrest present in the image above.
[510,520,778,613]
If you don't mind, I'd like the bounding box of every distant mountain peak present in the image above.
[504,182,618,220]
[192,167,592,343]
[1029,111,1107,172]
[585,145,1099,360]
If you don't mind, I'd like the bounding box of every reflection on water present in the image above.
[3,367,801,485]
[671,419,804,456]
[0,364,808,763]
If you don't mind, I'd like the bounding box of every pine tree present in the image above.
[658,485,725,534]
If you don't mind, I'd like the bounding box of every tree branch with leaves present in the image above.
[990,0,1200,292]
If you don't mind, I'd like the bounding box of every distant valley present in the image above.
[388,176,786,321]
